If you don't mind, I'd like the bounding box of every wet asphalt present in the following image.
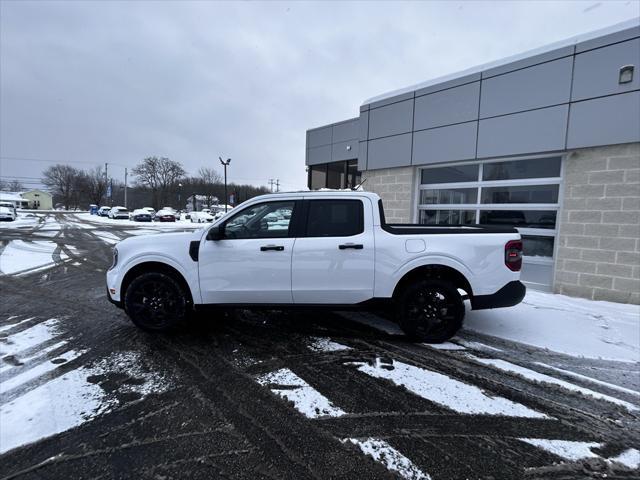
[0,213,638,480]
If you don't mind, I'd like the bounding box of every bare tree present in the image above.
[42,164,80,210]
[132,157,186,209]
[198,167,222,207]
[8,180,24,191]
[85,166,108,205]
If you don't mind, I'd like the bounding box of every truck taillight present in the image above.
[505,240,523,272]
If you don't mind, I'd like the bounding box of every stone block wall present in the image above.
[554,143,640,304]
[362,167,415,223]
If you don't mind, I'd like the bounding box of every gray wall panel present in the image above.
[332,119,359,143]
[480,57,573,118]
[369,91,414,109]
[412,122,477,166]
[359,110,369,141]
[567,91,640,149]
[477,105,568,158]
[358,141,368,171]
[482,45,574,78]
[368,99,414,139]
[572,38,640,101]
[367,133,412,170]
[414,82,480,130]
[415,73,480,96]
[307,144,332,166]
[331,139,359,162]
[575,24,640,53]
[307,126,332,148]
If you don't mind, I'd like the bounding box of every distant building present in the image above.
[21,190,53,210]
[186,194,219,211]
[0,192,28,209]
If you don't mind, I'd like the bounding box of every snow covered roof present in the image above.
[0,192,25,202]
[363,17,640,106]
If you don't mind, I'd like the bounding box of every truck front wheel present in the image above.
[396,279,464,343]
[124,272,188,331]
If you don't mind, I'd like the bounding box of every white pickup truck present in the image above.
[106,191,525,342]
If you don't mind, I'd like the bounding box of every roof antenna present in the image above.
[352,178,367,191]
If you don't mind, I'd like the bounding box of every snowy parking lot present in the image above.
[0,212,639,479]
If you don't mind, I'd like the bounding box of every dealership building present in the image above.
[305,19,640,303]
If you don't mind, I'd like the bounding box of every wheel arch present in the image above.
[392,264,473,300]
[121,261,194,306]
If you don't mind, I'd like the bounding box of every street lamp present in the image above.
[177,183,183,209]
[219,157,231,213]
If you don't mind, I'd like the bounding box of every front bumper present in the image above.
[470,281,526,310]
[106,285,123,308]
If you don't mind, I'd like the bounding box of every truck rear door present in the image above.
[292,197,375,304]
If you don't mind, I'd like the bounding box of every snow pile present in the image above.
[465,290,640,363]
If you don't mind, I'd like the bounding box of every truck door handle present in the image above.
[260,245,285,251]
[338,243,363,250]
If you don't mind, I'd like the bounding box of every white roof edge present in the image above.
[363,17,640,105]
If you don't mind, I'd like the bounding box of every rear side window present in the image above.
[306,200,363,237]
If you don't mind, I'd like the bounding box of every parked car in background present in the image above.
[0,201,17,217]
[0,206,17,221]
[109,206,130,220]
[142,207,155,217]
[131,209,153,222]
[97,206,111,217]
[154,209,176,222]
[160,207,178,219]
[190,211,214,223]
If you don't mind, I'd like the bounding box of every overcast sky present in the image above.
[1,1,639,191]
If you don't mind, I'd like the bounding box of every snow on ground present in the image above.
[0,214,42,230]
[348,358,547,418]
[519,439,640,469]
[92,230,121,245]
[0,241,59,275]
[308,337,351,352]
[466,355,638,412]
[465,290,640,363]
[0,316,172,455]
[256,368,346,418]
[342,438,431,480]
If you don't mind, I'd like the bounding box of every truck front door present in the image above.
[198,200,299,304]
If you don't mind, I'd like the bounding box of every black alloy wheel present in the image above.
[124,272,188,331]
[396,279,464,343]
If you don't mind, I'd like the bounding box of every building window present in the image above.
[418,156,562,290]
[308,160,361,190]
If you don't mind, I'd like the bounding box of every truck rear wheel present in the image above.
[396,279,464,343]
[124,272,188,331]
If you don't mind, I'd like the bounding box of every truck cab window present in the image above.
[224,201,295,239]
[306,199,363,237]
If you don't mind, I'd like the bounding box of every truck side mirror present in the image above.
[207,224,224,241]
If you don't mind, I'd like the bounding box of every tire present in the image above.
[395,279,464,343]
[124,272,189,331]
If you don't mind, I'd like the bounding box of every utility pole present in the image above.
[275,179,280,192]
[110,178,114,207]
[124,168,128,208]
[268,179,274,192]
[219,157,231,213]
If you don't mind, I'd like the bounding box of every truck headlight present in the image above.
[110,247,118,270]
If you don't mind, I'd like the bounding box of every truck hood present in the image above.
[115,230,202,253]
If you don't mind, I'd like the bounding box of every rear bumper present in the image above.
[471,281,526,310]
